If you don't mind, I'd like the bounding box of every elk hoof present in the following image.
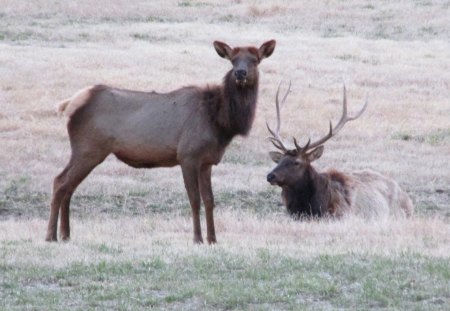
[207,236,217,245]
[60,235,71,242]
[45,232,57,242]
[193,236,204,244]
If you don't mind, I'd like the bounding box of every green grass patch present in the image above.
[1,252,449,310]
[362,4,375,10]
[217,14,236,23]
[217,189,280,216]
[130,33,169,42]
[0,176,190,220]
[178,0,209,7]
[335,54,359,62]
[392,129,450,145]
[420,26,437,35]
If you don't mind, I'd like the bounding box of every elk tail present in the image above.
[57,98,71,116]
[56,86,94,118]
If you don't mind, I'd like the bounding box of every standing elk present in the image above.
[266,83,413,219]
[46,40,276,244]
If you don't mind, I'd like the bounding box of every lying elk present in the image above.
[46,40,276,244]
[266,84,413,219]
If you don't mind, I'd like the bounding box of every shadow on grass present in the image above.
[1,176,448,220]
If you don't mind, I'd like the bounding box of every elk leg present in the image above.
[181,162,203,244]
[46,164,72,241]
[199,165,216,244]
[46,151,106,242]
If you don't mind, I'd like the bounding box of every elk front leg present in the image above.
[199,165,216,244]
[181,162,203,244]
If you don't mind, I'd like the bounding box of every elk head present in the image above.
[213,40,276,87]
[266,83,368,187]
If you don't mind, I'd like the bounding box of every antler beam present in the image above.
[266,81,291,152]
[267,83,369,157]
[304,85,368,151]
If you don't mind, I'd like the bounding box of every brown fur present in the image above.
[267,85,413,220]
[269,155,413,219]
[46,40,276,244]
[326,169,352,216]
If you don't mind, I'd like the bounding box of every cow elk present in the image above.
[46,40,276,244]
[266,83,413,219]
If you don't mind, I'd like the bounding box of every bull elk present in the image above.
[46,40,276,244]
[266,83,413,219]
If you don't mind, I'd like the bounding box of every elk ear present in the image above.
[304,146,324,163]
[258,40,276,60]
[213,41,233,60]
[269,151,283,163]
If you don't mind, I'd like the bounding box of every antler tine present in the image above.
[266,81,291,152]
[266,123,287,152]
[293,137,310,153]
[347,92,369,121]
[306,85,369,150]
[268,137,287,151]
[331,84,369,134]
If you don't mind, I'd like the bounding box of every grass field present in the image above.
[1,1,449,310]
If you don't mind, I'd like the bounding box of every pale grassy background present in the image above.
[0,1,450,309]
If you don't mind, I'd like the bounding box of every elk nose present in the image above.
[234,69,247,79]
[267,173,276,183]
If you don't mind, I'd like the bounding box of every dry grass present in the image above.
[1,211,450,269]
[1,0,449,309]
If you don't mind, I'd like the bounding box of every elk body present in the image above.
[46,40,276,244]
[266,84,413,219]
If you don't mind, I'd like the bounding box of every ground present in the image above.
[0,1,449,310]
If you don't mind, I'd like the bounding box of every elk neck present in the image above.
[204,70,259,144]
[282,166,331,218]
[221,69,259,136]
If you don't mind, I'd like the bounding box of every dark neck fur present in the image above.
[203,70,259,146]
[283,167,330,218]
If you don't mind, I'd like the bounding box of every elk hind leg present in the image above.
[46,164,71,242]
[46,151,107,242]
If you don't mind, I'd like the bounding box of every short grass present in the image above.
[1,214,450,310]
[1,0,449,310]
[2,252,449,310]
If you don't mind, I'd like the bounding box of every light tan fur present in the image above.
[57,86,93,117]
[348,169,414,220]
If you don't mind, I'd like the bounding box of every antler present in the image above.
[302,85,368,152]
[267,84,368,156]
[266,81,291,152]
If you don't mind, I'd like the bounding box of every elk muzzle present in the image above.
[234,69,248,86]
[267,172,277,185]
